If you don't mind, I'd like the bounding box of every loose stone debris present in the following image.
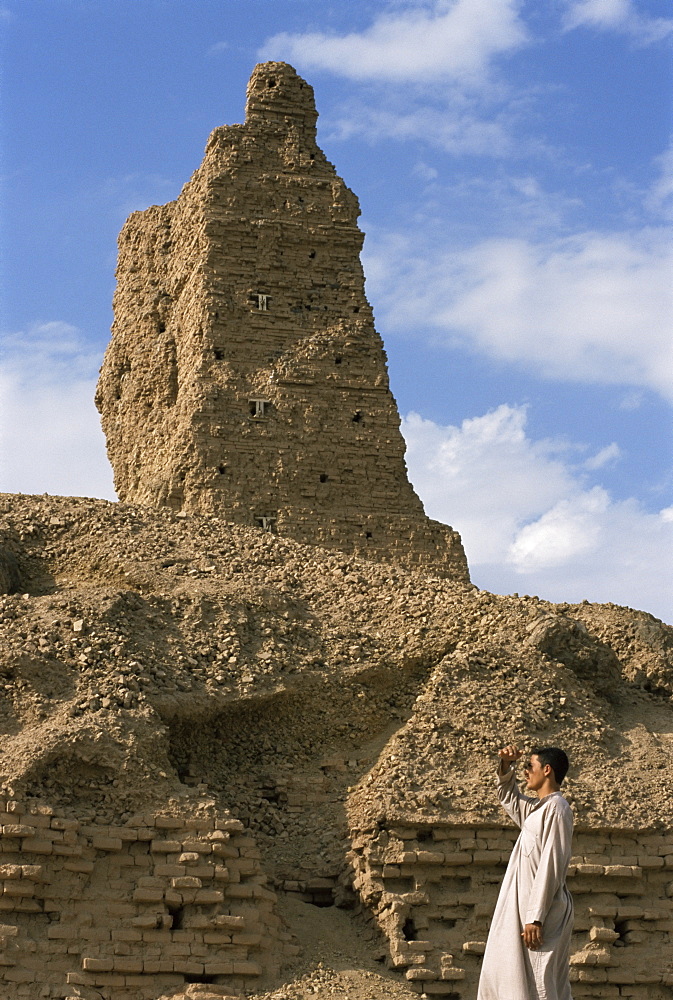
[0,492,671,999]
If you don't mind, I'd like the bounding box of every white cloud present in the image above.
[645,142,673,221]
[260,0,528,84]
[402,406,673,621]
[618,390,646,411]
[412,162,440,182]
[565,0,632,29]
[508,486,607,568]
[584,442,621,470]
[327,101,520,157]
[563,0,673,43]
[403,405,577,564]
[259,3,548,161]
[207,41,229,56]
[506,493,673,618]
[0,323,116,500]
[368,227,673,401]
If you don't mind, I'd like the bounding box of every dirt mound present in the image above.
[2,493,671,829]
[1,493,672,999]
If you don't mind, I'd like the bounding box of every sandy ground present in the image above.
[257,895,421,1000]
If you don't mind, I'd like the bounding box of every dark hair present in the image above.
[530,746,569,784]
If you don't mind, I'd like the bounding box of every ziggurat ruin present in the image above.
[95,62,467,582]
[0,63,671,1000]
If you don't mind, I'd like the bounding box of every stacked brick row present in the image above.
[349,823,673,999]
[0,798,295,999]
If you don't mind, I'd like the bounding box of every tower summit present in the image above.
[96,62,469,581]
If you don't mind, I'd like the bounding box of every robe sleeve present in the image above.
[524,801,573,925]
[496,765,537,828]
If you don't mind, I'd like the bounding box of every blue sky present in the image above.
[1,0,672,620]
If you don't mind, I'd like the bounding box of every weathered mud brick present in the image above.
[350,822,673,1000]
[96,61,469,582]
[153,816,185,830]
[150,839,182,853]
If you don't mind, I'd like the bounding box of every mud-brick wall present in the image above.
[96,61,470,584]
[0,797,296,1000]
[349,822,673,999]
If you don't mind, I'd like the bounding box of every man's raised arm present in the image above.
[496,743,536,828]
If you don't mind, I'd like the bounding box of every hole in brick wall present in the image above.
[353,306,360,313]
[319,474,328,483]
[384,878,415,894]
[171,749,189,780]
[352,411,363,423]
[158,322,166,333]
[214,349,224,360]
[309,250,316,258]
[431,916,457,930]
[310,153,315,159]
[306,889,335,907]
[167,903,185,929]
[614,919,628,946]
[218,465,227,475]
[334,356,342,364]
[365,531,373,539]
[402,918,417,941]
[185,974,217,984]
[214,311,219,319]
[417,830,433,842]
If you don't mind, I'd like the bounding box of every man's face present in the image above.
[523,754,548,791]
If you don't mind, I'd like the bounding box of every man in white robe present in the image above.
[477,744,574,1000]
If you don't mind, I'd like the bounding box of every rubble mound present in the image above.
[2,492,671,830]
[0,492,672,999]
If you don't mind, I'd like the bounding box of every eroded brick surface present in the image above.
[0,799,287,999]
[95,62,468,581]
[350,823,673,999]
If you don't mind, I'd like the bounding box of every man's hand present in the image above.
[521,922,543,950]
[498,744,522,773]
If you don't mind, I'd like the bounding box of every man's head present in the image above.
[524,746,569,792]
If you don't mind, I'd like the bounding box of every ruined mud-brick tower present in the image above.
[96,62,469,580]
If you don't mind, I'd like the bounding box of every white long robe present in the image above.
[477,767,574,1000]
